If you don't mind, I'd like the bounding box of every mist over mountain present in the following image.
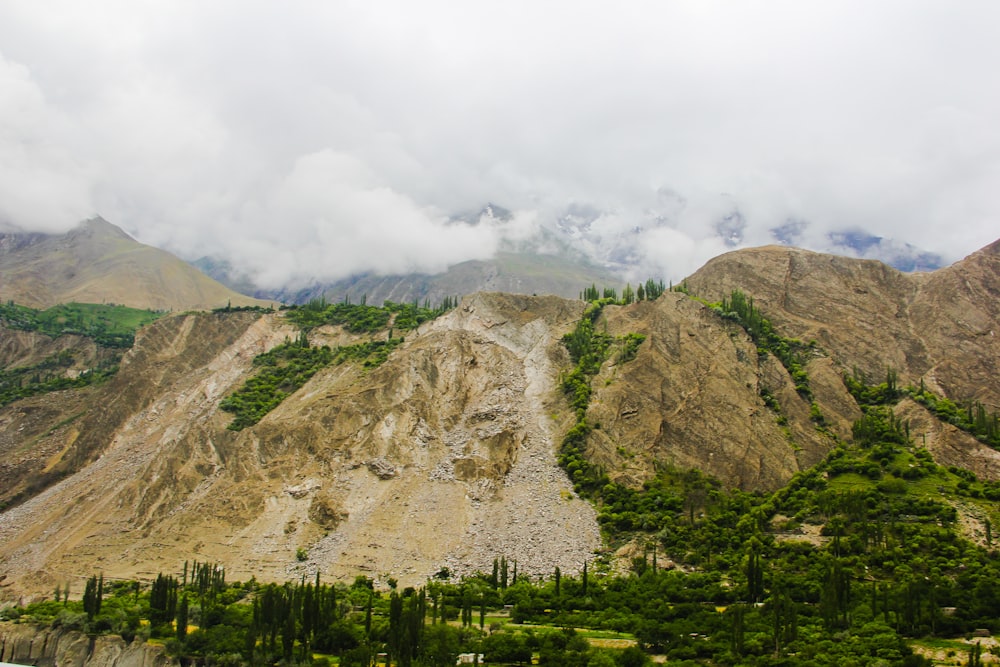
[193,201,947,305]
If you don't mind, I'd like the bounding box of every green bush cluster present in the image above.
[284,297,456,333]
[384,298,458,331]
[0,301,164,348]
[0,356,118,407]
[844,366,1000,450]
[712,290,815,399]
[615,333,646,364]
[220,292,456,431]
[0,301,164,406]
[558,299,648,497]
[581,278,666,305]
[285,300,390,332]
[220,335,404,430]
[219,337,335,430]
[910,385,1000,448]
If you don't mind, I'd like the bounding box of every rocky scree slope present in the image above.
[0,243,998,598]
[0,294,603,596]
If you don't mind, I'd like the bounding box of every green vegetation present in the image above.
[0,301,166,407]
[385,298,459,331]
[909,382,1000,449]
[0,358,118,407]
[333,337,403,368]
[283,297,457,333]
[6,284,1000,664]
[8,364,1000,664]
[220,298,451,430]
[285,299,391,333]
[580,278,666,304]
[559,298,648,498]
[0,301,165,348]
[219,334,335,430]
[213,303,276,314]
[543,289,1000,663]
[843,367,1000,451]
[3,565,660,667]
[219,333,405,430]
[711,290,815,399]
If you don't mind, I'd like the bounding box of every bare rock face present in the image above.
[308,491,347,530]
[685,240,1000,407]
[0,622,173,667]
[0,241,997,598]
[584,295,843,491]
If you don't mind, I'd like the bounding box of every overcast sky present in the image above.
[2,1,998,287]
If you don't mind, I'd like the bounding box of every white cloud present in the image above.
[0,1,998,285]
[222,150,499,289]
[0,53,95,231]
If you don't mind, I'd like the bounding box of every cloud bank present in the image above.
[1,1,998,286]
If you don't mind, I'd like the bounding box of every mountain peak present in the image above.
[0,217,265,311]
[71,216,135,241]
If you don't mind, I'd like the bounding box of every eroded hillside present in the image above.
[1,242,998,599]
[686,239,1000,478]
[0,295,604,596]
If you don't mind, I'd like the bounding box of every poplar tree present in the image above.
[176,595,189,642]
[83,574,104,620]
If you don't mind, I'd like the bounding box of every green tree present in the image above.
[419,623,460,667]
[176,595,189,642]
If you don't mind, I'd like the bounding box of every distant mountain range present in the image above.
[0,209,947,311]
[193,203,947,305]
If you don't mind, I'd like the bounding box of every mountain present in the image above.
[195,202,622,306]
[0,218,267,311]
[0,240,997,599]
[685,239,1000,408]
[236,252,623,306]
[187,198,946,306]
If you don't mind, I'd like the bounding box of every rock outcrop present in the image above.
[0,622,173,667]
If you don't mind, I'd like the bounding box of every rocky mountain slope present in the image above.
[685,239,1000,408]
[0,218,267,311]
[0,241,997,600]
